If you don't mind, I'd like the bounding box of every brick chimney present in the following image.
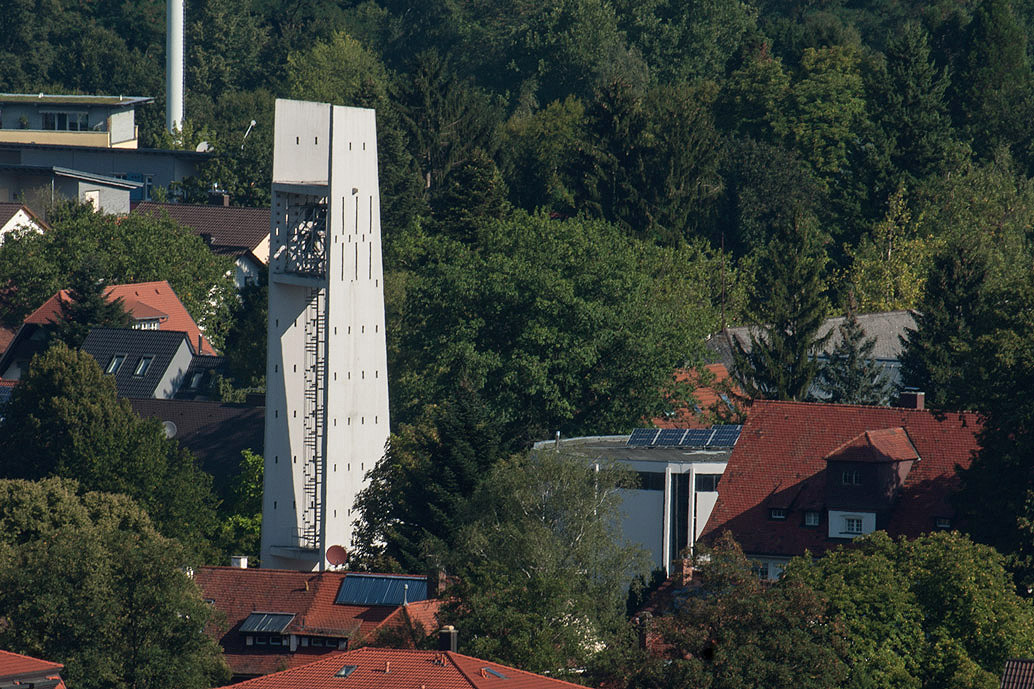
[898,390,925,410]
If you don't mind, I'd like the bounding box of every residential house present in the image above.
[213,646,589,689]
[0,648,66,689]
[699,398,981,579]
[653,363,743,429]
[0,202,46,244]
[0,279,216,380]
[195,566,441,681]
[0,94,151,149]
[537,425,742,576]
[708,310,916,393]
[82,328,198,399]
[133,202,270,288]
[0,164,141,213]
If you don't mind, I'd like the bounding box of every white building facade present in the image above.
[261,99,390,571]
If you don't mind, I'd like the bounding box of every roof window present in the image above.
[133,356,153,376]
[106,354,125,374]
[481,667,507,679]
[334,665,357,678]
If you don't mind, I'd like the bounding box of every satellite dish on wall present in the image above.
[326,545,348,567]
[162,420,178,438]
[195,141,212,152]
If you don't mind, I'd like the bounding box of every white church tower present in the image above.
[261,99,390,571]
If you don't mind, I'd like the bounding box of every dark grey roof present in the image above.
[708,311,916,368]
[0,164,142,189]
[82,328,188,398]
[334,574,429,606]
[173,355,224,400]
[128,398,264,499]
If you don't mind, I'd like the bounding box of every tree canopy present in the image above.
[0,478,230,689]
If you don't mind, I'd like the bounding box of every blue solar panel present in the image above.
[335,574,429,606]
[708,425,742,447]
[240,612,295,633]
[655,429,686,446]
[680,429,713,447]
[627,429,660,446]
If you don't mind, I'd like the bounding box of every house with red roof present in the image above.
[653,363,744,429]
[0,280,217,382]
[699,398,982,578]
[215,647,588,689]
[195,566,441,681]
[0,202,46,245]
[0,648,66,689]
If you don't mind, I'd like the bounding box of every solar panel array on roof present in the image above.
[334,574,429,606]
[240,612,295,633]
[627,428,660,446]
[626,425,743,448]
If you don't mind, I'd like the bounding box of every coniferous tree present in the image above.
[899,238,988,410]
[732,215,831,401]
[51,259,131,349]
[871,22,957,186]
[815,294,893,405]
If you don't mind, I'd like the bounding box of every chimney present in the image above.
[898,390,925,410]
[208,190,230,206]
[438,626,458,653]
[230,555,248,569]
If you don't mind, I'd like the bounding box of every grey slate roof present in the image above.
[82,328,189,398]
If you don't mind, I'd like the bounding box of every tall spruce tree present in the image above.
[815,294,893,405]
[871,22,957,186]
[732,215,831,401]
[899,238,988,411]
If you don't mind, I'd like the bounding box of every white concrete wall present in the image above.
[262,100,389,571]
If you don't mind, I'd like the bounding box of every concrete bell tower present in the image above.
[261,99,390,571]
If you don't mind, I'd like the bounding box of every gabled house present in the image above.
[81,328,200,399]
[0,648,66,689]
[133,202,270,289]
[654,363,742,429]
[214,647,588,689]
[195,567,441,681]
[699,398,981,579]
[0,280,216,380]
[0,202,46,244]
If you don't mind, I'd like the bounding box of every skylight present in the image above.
[334,665,358,678]
[482,667,507,679]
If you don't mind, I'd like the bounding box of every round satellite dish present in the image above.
[196,141,212,153]
[326,545,348,567]
[162,421,177,438]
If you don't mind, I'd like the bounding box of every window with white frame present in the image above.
[842,470,862,485]
[769,508,787,520]
[844,516,863,534]
[41,111,88,131]
[804,511,820,527]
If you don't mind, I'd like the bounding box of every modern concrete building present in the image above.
[261,99,390,571]
[0,94,152,149]
[536,426,740,577]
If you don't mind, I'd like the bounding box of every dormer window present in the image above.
[769,508,787,520]
[842,470,862,486]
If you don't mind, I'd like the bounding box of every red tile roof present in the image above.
[23,280,216,355]
[653,364,743,429]
[0,648,65,688]
[825,427,918,464]
[218,648,588,689]
[195,567,436,678]
[700,400,982,558]
[134,202,269,260]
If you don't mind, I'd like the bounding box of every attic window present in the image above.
[935,517,951,530]
[481,668,507,679]
[334,665,358,678]
[842,470,862,486]
[133,356,153,376]
[769,508,787,520]
[804,511,820,527]
[106,354,126,374]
